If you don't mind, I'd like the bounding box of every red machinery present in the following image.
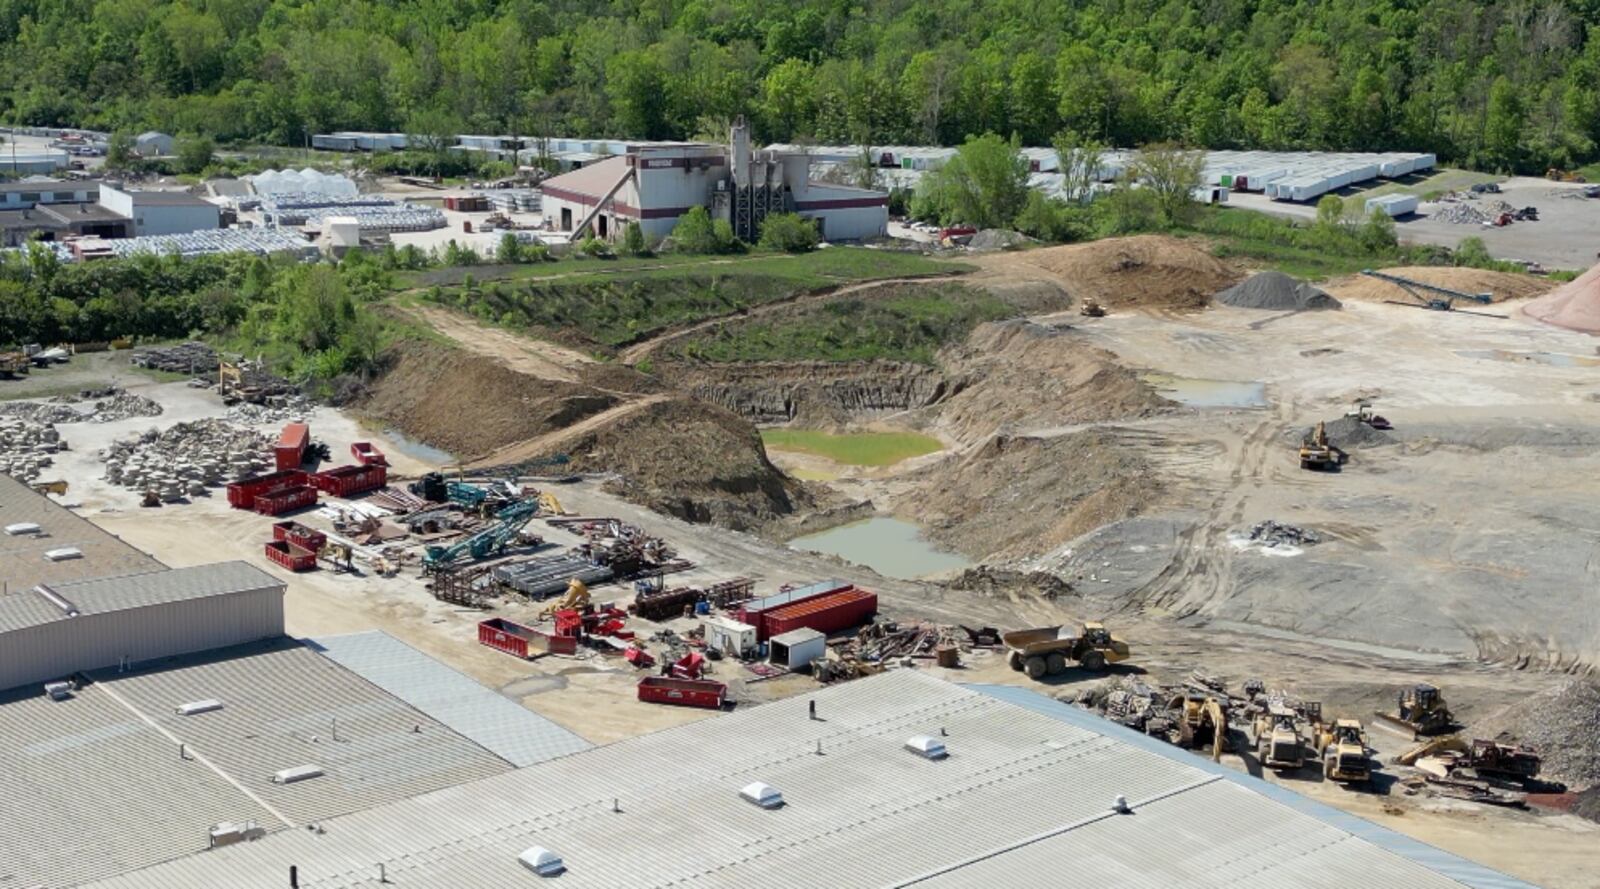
[264,539,317,572]
[275,422,309,471]
[624,644,655,669]
[350,441,387,466]
[637,676,726,709]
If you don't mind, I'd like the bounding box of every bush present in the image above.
[622,221,649,256]
[580,237,613,258]
[757,213,819,252]
[672,206,739,254]
[175,134,214,175]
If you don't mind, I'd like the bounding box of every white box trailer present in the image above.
[1364,194,1419,217]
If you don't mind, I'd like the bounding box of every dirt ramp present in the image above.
[1323,267,1553,304]
[987,235,1242,312]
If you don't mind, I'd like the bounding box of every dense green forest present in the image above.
[1,0,1598,171]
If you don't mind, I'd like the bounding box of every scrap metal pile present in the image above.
[1246,520,1320,548]
[559,518,691,577]
[101,420,273,498]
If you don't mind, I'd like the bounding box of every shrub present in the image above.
[758,213,820,252]
[672,206,738,254]
[622,221,649,256]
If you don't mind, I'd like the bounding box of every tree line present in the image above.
[0,0,1597,173]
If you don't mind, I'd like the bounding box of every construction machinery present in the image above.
[1253,701,1311,769]
[1359,269,1502,316]
[1079,298,1107,318]
[1546,168,1587,183]
[1002,621,1131,679]
[538,578,591,619]
[0,351,29,378]
[1316,719,1373,783]
[30,480,68,496]
[320,541,355,572]
[1374,683,1454,739]
[1395,736,1541,783]
[422,498,540,572]
[217,360,265,405]
[1345,399,1392,430]
[1165,694,1229,762]
[1298,421,1339,471]
[538,490,565,516]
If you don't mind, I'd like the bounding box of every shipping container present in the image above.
[226,469,310,509]
[253,484,318,516]
[275,422,309,471]
[271,520,326,552]
[759,587,878,640]
[735,580,850,626]
[349,442,387,466]
[264,539,318,572]
[312,463,387,498]
[1364,194,1419,218]
[637,676,726,709]
[478,617,577,658]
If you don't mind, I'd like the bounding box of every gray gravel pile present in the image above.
[1433,203,1489,224]
[1296,415,1396,449]
[1574,785,1600,823]
[1247,520,1320,547]
[968,229,1030,250]
[1476,679,1600,791]
[1216,272,1341,311]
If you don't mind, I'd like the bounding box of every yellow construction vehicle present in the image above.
[538,491,565,517]
[1546,168,1587,183]
[320,541,355,572]
[1166,694,1228,762]
[1299,421,1338,471]
[1374,683,1454,739]
[1316,718,1373,783]
[1002,621,1131,678]
[218,360,265,405]
[0,351,29,378]
[538,577,591,619]
[1252,701,1310,770]
[1079,298,1107,318]
[30,480,68,496]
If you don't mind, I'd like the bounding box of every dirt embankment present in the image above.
[896,429,1161,561]
[658,361,949,425]
[970,235,1243,313]
[932,320,1170,444]
[1323,267,1555,304]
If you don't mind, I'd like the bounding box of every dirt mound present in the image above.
[1002,235,1243,312]
[1575,785,1600,822]
[1216,271,1341,311]
[1523,262,1600,334]
[357,341,619,459]
[1286,416,1395,450]
[897,429,1160,561]
[1323,267,1553,304]
[1475,679,1600,791]
[932,320,1169,444]
[525,398,812,531]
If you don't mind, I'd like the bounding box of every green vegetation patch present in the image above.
[666,282,1010,364]
[761,429,944,467]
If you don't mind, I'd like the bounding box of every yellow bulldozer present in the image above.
[1374,683,1454,739]
[1315,718,1373,784]
[1079,298,1107,318]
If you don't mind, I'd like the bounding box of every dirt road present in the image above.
[465,394,672,469]
[405,304,594,382]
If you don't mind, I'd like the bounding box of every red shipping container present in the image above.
[734,580,851,626]
[759,588,877,640]
[350,442,387,466]
[478,618,577,658]
[226,469,310,509]
[253,484,318,516]
[264,539,318,572]
[312,463,387,497]
[275,423,309,471]
[272,520,327,552]
[637,676,726,709]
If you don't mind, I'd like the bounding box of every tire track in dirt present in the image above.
[466,394,673,470]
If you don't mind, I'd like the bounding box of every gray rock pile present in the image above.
[226,394,314,425]
[131,341,217,374]
[0,401,88,424]
[87,392,163,423]
[101,420,273,498]
[1433,202,1488,225]
[1247,520,1320,548]
[968,229,1030,250]
[0,418,66,484]
[1476,679,1600,791]
[1216,271,1341,311]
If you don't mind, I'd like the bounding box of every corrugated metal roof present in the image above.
[539,155,629,200]
[307,631,591,767]
[0,474,164,593]
[80,671,1496,889]
[0,561,283,633]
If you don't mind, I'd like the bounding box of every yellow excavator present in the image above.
[1167,694,1228,762]
[538,491,565,517]
[538,577,590,619]
[1299,421,1339,471]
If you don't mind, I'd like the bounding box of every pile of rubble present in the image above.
[101,419,273,498]
[225,394,315,425]
[0,418,66,483]
[1433,202,1489,224]
[131,341,217,374]
[0,391,164,425]
[0,401,86,424]
[1247,520,1320,548]
[86,392,164,423]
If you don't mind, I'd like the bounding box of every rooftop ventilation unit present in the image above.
[272,765,324,785]
[176,699,224,716]
[905,735,948,760]
[44,681,72,701]
[518,846,565,876]
[4,522,42,535]
[43,547,82,561]
[740,781,783,809]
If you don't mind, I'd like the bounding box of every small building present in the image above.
[0,178,97,210]
[768,627,826,670]
[0,203,130,246]
[0,150,71,175]
[134,131,174,157]
[98,184,220,236]
[700,615,757,658]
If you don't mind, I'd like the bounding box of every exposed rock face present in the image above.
[662,361,951,425]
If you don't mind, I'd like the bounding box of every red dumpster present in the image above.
[350,442,387,466]
[312,463,387,497]
[637,676,726,709]
[264,539,318,572]
[272,520,327,552]
[253,484,318,516]
[275,423,309,471]
[735,580,851,627]
[478,618,578,658]
[760,587,877,640]
[227,469,310,510]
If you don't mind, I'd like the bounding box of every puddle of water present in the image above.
[788,516,971,581]
[1454,349,1600,368]
[1142,373,1268,408]
[381,428,457,466]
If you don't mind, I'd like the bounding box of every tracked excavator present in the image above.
[1299,421,1339,470]
[1166,694,1228,762]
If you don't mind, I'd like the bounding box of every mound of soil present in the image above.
[1475,679,1600,791]
[1523,262,1600,334]
[357,341,618,459]
[933,320,1170,445]
[898,429,1160,561]
[1004,235,1243,312]
[532,398,812,531]
[1323,267,1553,304]
[1216,271,1341,311]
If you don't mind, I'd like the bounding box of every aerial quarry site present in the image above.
[5,175,1600,887]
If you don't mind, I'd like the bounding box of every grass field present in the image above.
[761,428,944,467]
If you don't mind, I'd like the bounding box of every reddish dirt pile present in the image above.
[980,235,1243,312]
[1522,262,1600,334]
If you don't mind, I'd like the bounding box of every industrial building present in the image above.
[98,183,221,236]
[134,131,174,157]
[0,148,70,174]
[539,121,887,243]
[0,177,99,210]
[75,669,1532,889]
[0,202,130,246]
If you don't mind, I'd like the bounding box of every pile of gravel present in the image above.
[1574,785,1600,823]
[1317,415,1395,449]
[1475,679,1600,791]
[1216,271,1341,311]
[967,229,1029,250]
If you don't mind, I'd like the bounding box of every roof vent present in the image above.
[45,681,72,701]
[905,735,948,760]
[272,765,324,784]
[740,781,783,809]
[518,846,565,876]
[1111,794,1131,814]
[43,547,82,561]
[4,522,41,536]
[176,699,224,716]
